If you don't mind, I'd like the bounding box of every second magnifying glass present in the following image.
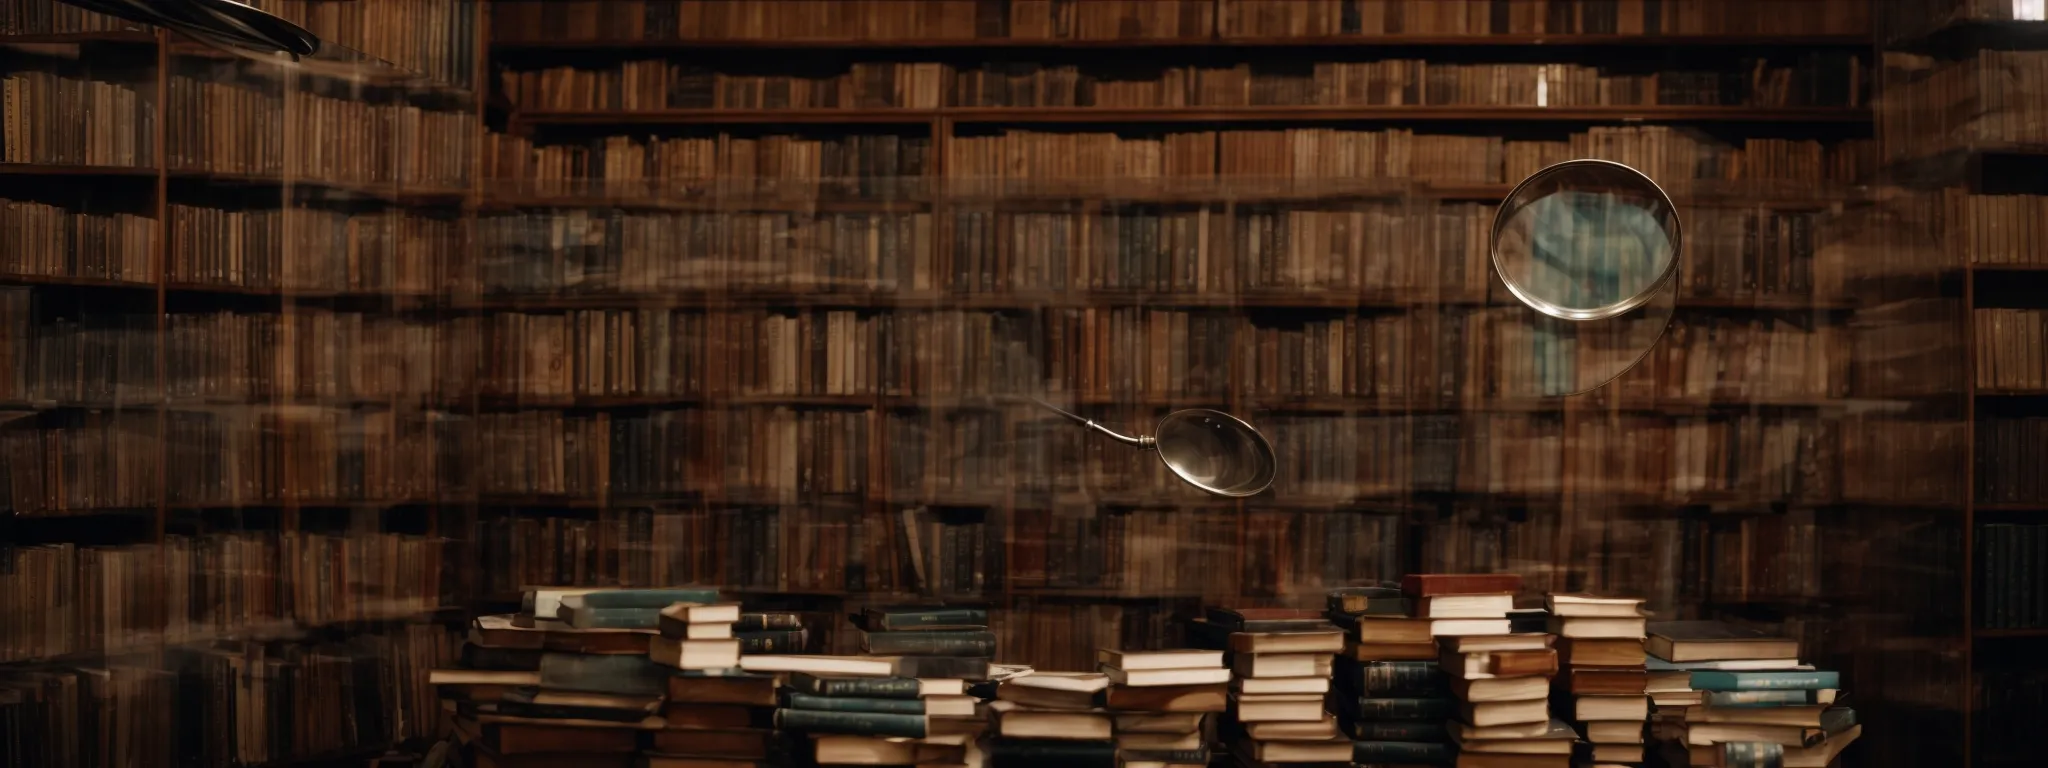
[1489,159,1682,397]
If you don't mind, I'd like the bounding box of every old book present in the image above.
[985,738,1115,768]
[1229,694,1326,722]
[1442,648,1558,680]
[1685,704,1834,728]
[1451,754,1569,768]
[789,674,965,699]
[472,615,653,655]
[649,636,742,670]
[1102,683,1228,712]
[1572,695,1650,721]
[859,606,988,631]
[1342,641,1440,661]
[1416,593,1515,619]
[1114,731,1202,751]
[811,734,967,765]
[1443,634,1554,653]
[785,692,977,717]
[1448,675,1549,702]
[1233,675,1328,695]
[1100,666,1230,687]
[1461,698,1549,727]
[1449,718,1577,754]
[992,702,1112,740]
[536,654,663,696]
[1244,718,1337,740]
[737,655,893,677]
[1566,668,1648,695]
[1544,594,1646,618]
[1547,615,1647,639]
[1402,573,1523,597]
[667,671,781,706]
[862,631,997,657]
[1558,638,1648,668]
[774,708,928,738]
[1230,653,1333,678]
[464,716,647,754]
[1238,736,1349,762]
[657,603,742,638]
[1583,720,1645,743]
[498,688,661,722]
[1646,621,1799,663]
[1227,630,1344,654]
[996,682,1099,711]
[664,702,774,729]
[1112,712,1205,733]
[1096,649,1221,671]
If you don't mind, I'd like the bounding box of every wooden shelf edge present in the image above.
[492,33,1874,52]
[513,105,1872,126]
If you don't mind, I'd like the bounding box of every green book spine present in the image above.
[862,630,996,657]
[785,693,926,714]
[735,629,808,654]
[1352,660,1445,696]
[566,607,660,630]
[575,588,722,609]
[869,608,989,631]
[1689,671,1839,691]
[1721,742,1785,768]
[536,654,663,696]
[1353,741,1455,763]
[1352,697,1456,720]
[1346,720,1449,742]
[773,708,926,738]
[791,674,923,699]
[1702,690,1830,707]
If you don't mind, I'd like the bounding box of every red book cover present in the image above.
[1401,573,1524,597]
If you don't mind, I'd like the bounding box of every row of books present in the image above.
[457,206,1855,300]
[0,626,455,768]
[1878,50,2048,165]
[167,203,463,293]
[0,0,139,34]
[246,0,480,89]
[0,534,444,664]
[485,0,1874,42]
[0,199,157,285]
[1978,418,2048,504]
[0,71,155,167]
[1945,190,2048,267]
[482,132,930,195]
[500,54,1866,111]
[1978,523,2048,630]
[164,75,478,186]
[1972,309,2048,392]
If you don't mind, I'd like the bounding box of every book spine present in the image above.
[773,708,926,738]
[808,676,923,699]
[1702,690,1827,707]
[736,612,805,631]
[1689,671,1840,691]
[735,629,809,654]
[492,701,647,722]
[1721,741,1786,768]
[871,608,988,630]
[1353,741,1455,762]
[864,631,997,657]
[1347,720,1449,742]
[785,692,926,714]
[892,656,992,680]
[1352,697,1455,720]
[567,608,660,629]
[1356,661,1444,696]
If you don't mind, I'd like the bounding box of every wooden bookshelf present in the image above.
[513,105,1875,126]
[493,32,1874,52]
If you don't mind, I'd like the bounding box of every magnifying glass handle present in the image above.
[1024,396,1156,450]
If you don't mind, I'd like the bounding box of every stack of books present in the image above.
[433,587,720,768]
[1644,621,1862,768]
[645,599,790,767]
[1547,593,1652,766]
[1404,573,1572,768]
[1202,606,1348,766]
[859,605,998,685]
[1099,648,1231,767]
[732,609,813,655]
[1326,586,1456,765]
[987,672,1118,768]
[777,669,980,766]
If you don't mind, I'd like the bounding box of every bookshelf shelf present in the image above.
[441,290,1855,313]
[492,33,1874,53]
[0,29,152,45]
[514,105,1875,127]
[0,162,156,177]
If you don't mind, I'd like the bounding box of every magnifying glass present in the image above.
[1026,398,1277,498]
[1488,159,1681,396]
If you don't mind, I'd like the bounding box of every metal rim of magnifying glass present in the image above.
[1153,409,1277,498]
[1488,158,1684,323]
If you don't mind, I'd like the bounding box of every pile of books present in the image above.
[433,587,721,768]
[1401,574,1571,767]
[1101,648,1230,767]
[647,598,794,766]
[761,604,995,766]
[1645,621,1861,767]
[1547,593,1652,766]
[1326,586,1456,765]
[987,671,1118,767]
[1199,606,1347,766]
